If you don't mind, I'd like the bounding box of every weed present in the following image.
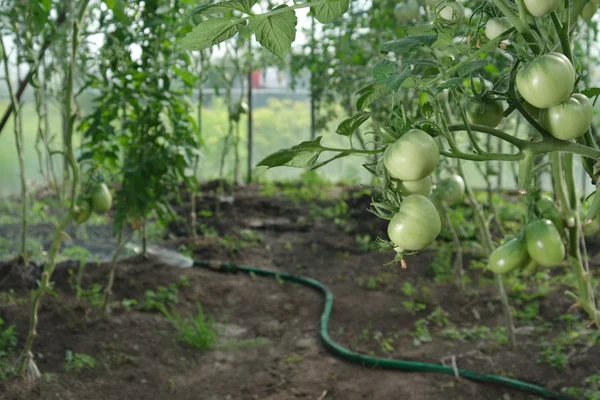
[65,351,96,373]
[538,340,569,371]
[142,283,179,311]
[283,353,303,363]
[355,234,378,253]
[412,319,432,347]
[159,302,218,349]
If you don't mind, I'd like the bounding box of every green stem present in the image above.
[441,203,464,291]
[550,11,573,62]
[447,124,529,149]
[16,211,74,377]
[457,159,517,349]
[101,229,127,319]
[0,36,28,260]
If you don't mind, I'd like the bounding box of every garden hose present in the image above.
[193,259,572,400]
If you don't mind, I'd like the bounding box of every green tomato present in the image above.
[523,0,560,16]
[74,200,92,224]
[239,102,249,114]
[525,219,565,267]
[394,0,420,22]
[535,195,564,233]
[540,94,593,141]
[516,52,575,109]
[91,183,113,213]
[581,2,599,20]
[466,99,504,128]
[522,258,540,277]
[439,2,464,24]
[397,176,432,197]
[485,17,512,40]
[522,100,540,119]
[388,194,441,252]
[487,236,529,274]
[384,129,439,181]
[583,217,600,236]
[433,174,465,205]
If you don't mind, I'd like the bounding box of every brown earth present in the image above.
[0,183,598,400]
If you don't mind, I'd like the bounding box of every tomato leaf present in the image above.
[438,77,462,91]
[250,5,297,59]
[373,59,396,83]
[385,67,412,91]
[188,0,258,17]
[456,59,489,78]
[582,88,600,106]
[311,0,349,24]
[180,18,246,51]
[257,137,324,168]
[356,82,391,110]
[380,34,438,55]
[336,112,371,137]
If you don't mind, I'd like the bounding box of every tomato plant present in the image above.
[523,0,560,17]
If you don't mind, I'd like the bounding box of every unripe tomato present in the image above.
[91,183,113,213]
[525,219,565,267]
[239,102,249,114]
[394,0,420,22]
[383,129,439,182]
[535,195,564,233]
[387,194,441,252]
[583,217,600,236]
[581,2,598,21]
[523,0,560,16]
[74,200,92,224]
[432,174,465,205]
[487,236,529,274]
[397,176,432,197]
[522,101,540,119]
[516,52,575,109]
[485,17,512,40]
[540,94,593,141]
[522,258,540,277]
[439,2,464,24]
[466,99,504,128]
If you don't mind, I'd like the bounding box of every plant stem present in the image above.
[456,159,518,349]
[0,36,28,260]
[101,229,126,319]
[16,211,74,377]
[551,153,600,326]
[441,203,464,291]
[491,0,540,54]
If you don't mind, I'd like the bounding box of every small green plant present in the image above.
[79,283,104,307]
[401,282,418,297]
[563,375,600,399]
[0,318,17,358]
[121,298,138,310]
[63,246,93,298]
[355,234,378,253]
[310,200,348,226]
[159,302,218,349]
[412,319,432,347]
[64,351,96,373]
[538,340,569,372]
[402,301,427,314]
[142,283,179,311]
[426,306,450,328]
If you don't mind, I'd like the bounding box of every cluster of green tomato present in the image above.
[74,183,113,224]
[383,129,465,254]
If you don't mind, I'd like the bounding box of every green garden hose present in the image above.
[193,260,572,400]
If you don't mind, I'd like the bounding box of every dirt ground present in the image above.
[0,183,598,400]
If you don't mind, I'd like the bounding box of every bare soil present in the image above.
[0,183,598,400]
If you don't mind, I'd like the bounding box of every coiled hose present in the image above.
[193,260,572,400]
